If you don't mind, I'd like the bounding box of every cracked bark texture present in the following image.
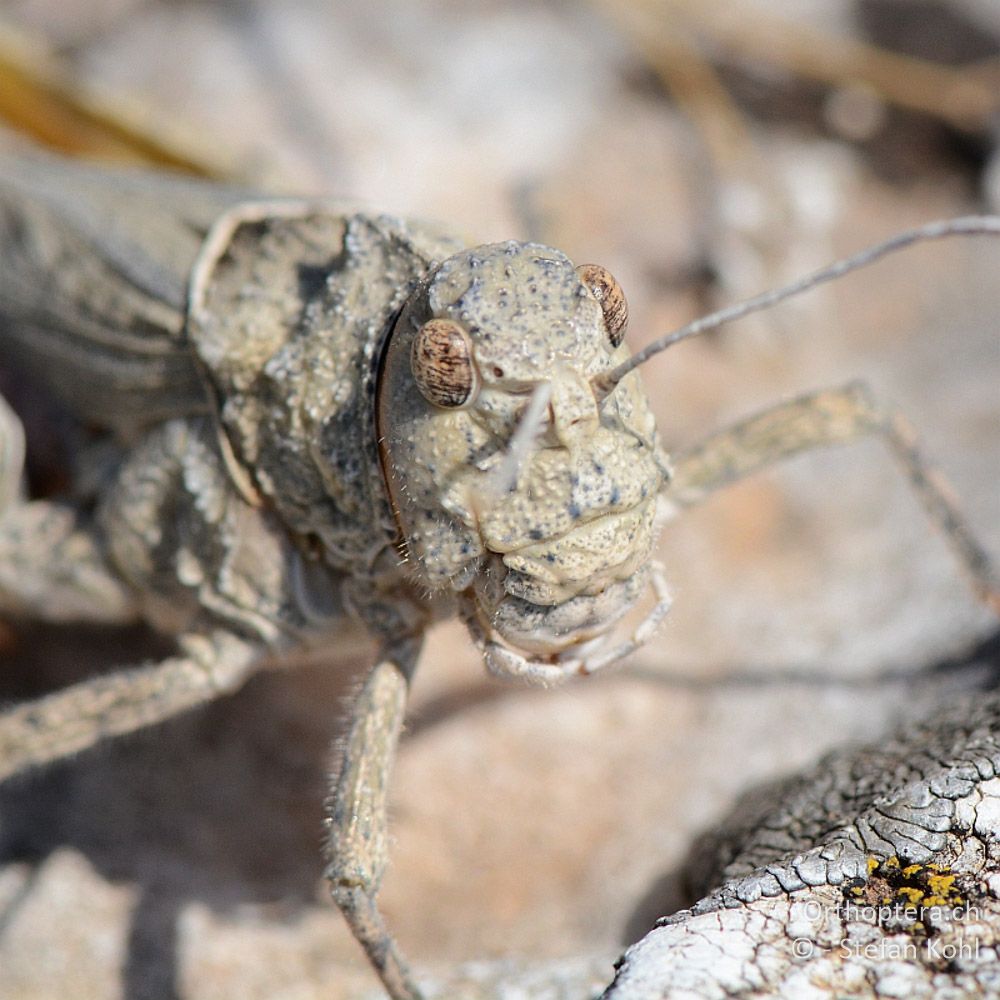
[605,684,1000,1000]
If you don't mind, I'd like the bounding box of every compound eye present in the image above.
[577,263,628,348]
[411,318,479,408]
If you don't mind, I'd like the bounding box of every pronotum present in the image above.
[0,150,997,999]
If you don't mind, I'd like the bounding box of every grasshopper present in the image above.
[0,149,998,1000]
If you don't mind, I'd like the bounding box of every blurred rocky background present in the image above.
[0,1,998,997]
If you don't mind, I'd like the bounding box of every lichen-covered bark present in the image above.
[604,687,1000,999]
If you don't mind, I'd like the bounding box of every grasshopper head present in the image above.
[377,241,670,681]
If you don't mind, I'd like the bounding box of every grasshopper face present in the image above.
[377,241,669,677]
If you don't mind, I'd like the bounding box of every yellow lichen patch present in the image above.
[926,873,957,896]
[896,886,924,906]
[843,856,972,935]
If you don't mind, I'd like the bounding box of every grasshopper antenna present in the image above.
[593,215,1000,399]
[486,381,553,497]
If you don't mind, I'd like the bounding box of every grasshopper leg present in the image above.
[666,380,1000,613]
[0,629,259,781]
[0,392,137,625]
[325,639,425,1000]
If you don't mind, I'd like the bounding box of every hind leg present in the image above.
[0,393,136,624]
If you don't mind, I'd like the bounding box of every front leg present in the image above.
[665,381,1000,614]
[325,638,424,1000]
[0,629,259,781]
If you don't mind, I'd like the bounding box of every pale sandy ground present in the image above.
[0,2,998,998]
